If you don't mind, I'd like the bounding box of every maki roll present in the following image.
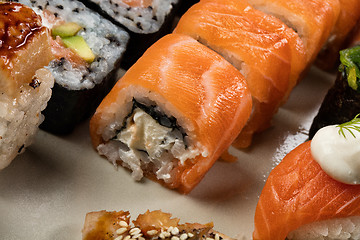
[82,210,234,240]
[174,0,295,148]
[80,0,182,69]
[309,45,360,139]
[12,0,130,135]
[315,0,360,71]
[0,2,54,169]
[89,34,252,193]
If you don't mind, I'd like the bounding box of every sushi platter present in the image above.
[0,66,336,239]
[1,0,360,239]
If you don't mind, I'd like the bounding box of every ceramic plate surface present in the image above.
[0,67,335,239]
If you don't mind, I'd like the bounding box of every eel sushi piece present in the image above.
[82,210,235,240]
[309,45,360,139]
[174,0,294,148]
[0,2,54,169]
[80,0,182,69]
[315,0,360,71]
[12,0,130,135]
[253,119,360,240]
[247,0,340,65]
[89,33,252,194]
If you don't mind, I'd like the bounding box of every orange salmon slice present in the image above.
[253,141,360,240]
[90,33,252,193]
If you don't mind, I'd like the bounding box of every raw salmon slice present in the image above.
[253,141,360,240]
[90,33,252,193]
[174,0,292,148]
[247,0,340,64]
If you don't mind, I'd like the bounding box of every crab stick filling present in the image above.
[97,100,203,183]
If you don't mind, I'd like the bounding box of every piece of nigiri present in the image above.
[90,33,252,193]
[253,141,360,240]
[174,0,292,148]
[247,0,340,64]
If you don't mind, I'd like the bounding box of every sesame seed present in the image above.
[171,227,180,235]
[159,232,166,239]
[215,234,220,240]
[129,227,141,235]
[188,233,194,238]
[116,228,128,235]
[206,238,214,240]
[147,230,158,236]
[115,236,123,240]
[171,236,180,240]
[163,232,171,237]
[167,227,174,233]
[119,221,128,227]
[138,237,145,240]
[132,233,143,239]
[180,233,188,240]
[124,235,131,240]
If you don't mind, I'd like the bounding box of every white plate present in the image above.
[0,67,335,239]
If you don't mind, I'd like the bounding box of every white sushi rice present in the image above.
[0,69,54,169]
[85,0,179,34]
[16,0,130,90]
[95,87,208,183]
[288,216,360,240]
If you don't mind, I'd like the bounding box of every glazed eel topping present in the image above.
[98,99,202,183]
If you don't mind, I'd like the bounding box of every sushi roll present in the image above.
[0,2,54,169]
[247,0,340,64]
[174,0,295,148]
[12,0,130,135]
[80,0,182,69]
[253,116,360,240]
[89,33,252,193]
[82,210,235,240]
[315,0,360,71]
[309,45,360,139]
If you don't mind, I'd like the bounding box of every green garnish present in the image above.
[337,113,360,138]
[339,46,360,92]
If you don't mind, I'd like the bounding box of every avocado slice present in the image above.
[52,22,82,38]
[61,36,95,63]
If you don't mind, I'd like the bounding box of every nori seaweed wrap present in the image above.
[10,0,130,135]
[309,45,360,139]
[79,0,182,69]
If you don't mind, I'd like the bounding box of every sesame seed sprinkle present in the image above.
[119,221,128,227]
[147,230,158,236]
[116,227,128,235]
[171,236,180,240]
[129,227,141,235]
[171,227,179,235]
[124,235,131,240]
[180,233,188,240]
[188,233,194,238]
[115,236,123,240]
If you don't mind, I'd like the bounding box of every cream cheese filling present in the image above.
[98,107,202,183]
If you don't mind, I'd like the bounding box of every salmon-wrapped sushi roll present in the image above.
[247,0,340,64]
[315,0,360,71]
[0,2,54,169]
[90,33,252,193]
[174,0,293,148]
[253,117,360,240]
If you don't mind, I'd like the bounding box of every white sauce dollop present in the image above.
[311,124,360,184]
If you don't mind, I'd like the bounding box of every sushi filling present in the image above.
[98,100,202,183]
